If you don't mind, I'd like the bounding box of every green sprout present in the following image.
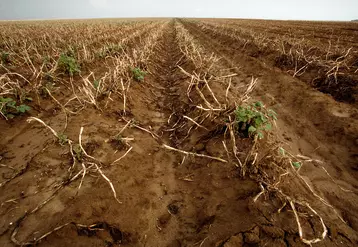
[73,144,83,161]
[235,101,277,139]
[93,79,100,89]
[292,161,302,168]
[1,52,10,64]
[58,53,81,76]
[58,133,68,146]
[0,97,31,119]
[131,67,146,82]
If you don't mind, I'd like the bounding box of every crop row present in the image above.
[0,20,168,119]
[183,19,358,103]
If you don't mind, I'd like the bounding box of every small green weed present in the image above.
[131,67,146,82]
[44,72,57,83]
[292,161,302,168]
[97,44,125,58]
[1,52,10,64]
[93,79,100,89]
[40,81,56,98]
[114,134,124,143]
[279,147,286,156]
[58,133,68,145]
[58,54,81,76]
[235,101,277,139]
[73,144,83,161]
[110,134,124,149]
[0,97,31,119]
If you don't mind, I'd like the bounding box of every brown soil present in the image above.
[1,19,358,247]
[189,19,358,105]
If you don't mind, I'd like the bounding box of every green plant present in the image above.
[40,81,56,98]
[93,79,100,89]
[97,44,125,58]
[1,52,10,64]
[235,101,277,139]
[58,133,68,145]
[44,72,57,83]
[292,161,302,168]
[58,53,80,76]
[131,67,146,82]
[0,97,31,119]
[114,134,124,144]
[73,144,83,161]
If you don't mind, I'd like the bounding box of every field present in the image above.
[0,18,357,246]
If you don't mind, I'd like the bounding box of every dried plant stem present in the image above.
[45,88,69,131]
[253,183,265,202]
[123,118,160,141]
[110,146,133,166]
[77,163,87,193]
[27,117,61,140]
[289,200,327,245]
[183,115,208,130]
[228,121,244,170]
[120,78,127,115]
[162,144,227,163]
[240,77,258,103]
[78,127,97,161]
[195,84,214,110]
[321,166,353,193]
[296,172,346,224]
[225,77,232,105]
[92,163,122,204]
[203,78,221,107]
[118,120,132,136]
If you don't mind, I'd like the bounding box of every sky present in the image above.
[0,0,357,21]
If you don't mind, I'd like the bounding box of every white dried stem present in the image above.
[120,78,127,115]
[183,115,208,130]
[92,163,122,204]
[27,117,61,140]
[195,83,214,110]
[225,77,232,105]
[162,144,227,163]
[78,127,97,161]
[203,78,221,107]
[110,146,133,166]
[77,163,87,193]
[289,200,327,245]
[253,183,265,202]
[321,166,352,193]
[117,120,132,136]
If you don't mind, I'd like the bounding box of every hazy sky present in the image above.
[0,0,357,21]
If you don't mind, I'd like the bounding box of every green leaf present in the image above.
[264,123,272,131]
[7,101,16,108]
[93,80,100,89]
[0,97,14,103]
[58,133,68,145]
[268,109,277,115]
[257,131,264,139]
[131,67,146,82]
[254,101,263,108]
[7,114,15,119]
[279,147,285,156]
[268,109,278,120]
[292,162,301,168]
[25,97,33,101]
[17,105,31,113]
[253,116,264,127]
[248,125,257,133]
[260,114,268,123]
